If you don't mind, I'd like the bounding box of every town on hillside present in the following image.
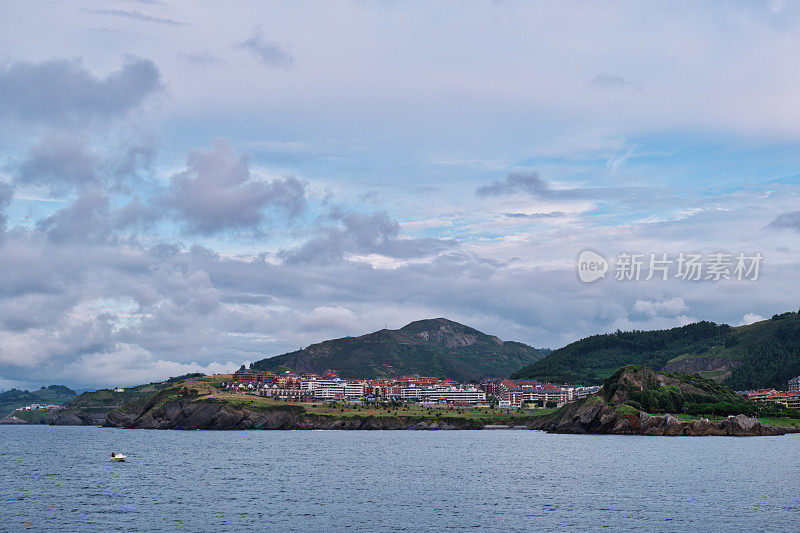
[226,368,800,410]
[226,367,601,408]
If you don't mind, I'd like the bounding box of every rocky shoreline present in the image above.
[527,396,798,436]
[0,410,108,426]
[103,398,487,430]
[3,395,798,435]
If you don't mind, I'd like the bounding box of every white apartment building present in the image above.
[312,380,365,400]
[400,387,423,401]
[402,386,486,404]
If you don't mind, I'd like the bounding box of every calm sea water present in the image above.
[1,426,798,532]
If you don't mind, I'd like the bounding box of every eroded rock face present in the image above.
[5,390,795,436]
[529,397,793,437]
[661,357,740,374]
[45,411,107,426]
[102,398,487,430]
[0,415,28,424]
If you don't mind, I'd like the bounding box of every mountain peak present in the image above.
[399,318,495,348]
[251,317,548,381]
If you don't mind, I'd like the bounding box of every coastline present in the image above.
[5,372,799,436]
[7,395,797,436]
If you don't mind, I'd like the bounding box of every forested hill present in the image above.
[251,318,550,382]
[511,311,800,390]
[0,385,76,417]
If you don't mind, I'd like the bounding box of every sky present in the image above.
[2,0,800,390]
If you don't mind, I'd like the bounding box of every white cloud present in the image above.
[633,297,689,318]
[739,313,765,326]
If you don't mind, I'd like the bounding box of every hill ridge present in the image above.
[512,311,800,390]
[251,318,549,381]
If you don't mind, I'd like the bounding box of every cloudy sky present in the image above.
[2,1,800,390]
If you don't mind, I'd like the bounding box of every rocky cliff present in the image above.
[100,392,797,435]
[528,396,795,436]
[0,408,108,426]
[5,395,795,435]
[104,397,485,430]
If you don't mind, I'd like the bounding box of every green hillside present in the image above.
[0,385,76,417]
[511,311,800,390]
[251,318,550,381]
[2,373,205,424]
[602,366,797,418]
[64,373,205,410]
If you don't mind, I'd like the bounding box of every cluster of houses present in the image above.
[478,379,600,408]
[224,368,599,408]
[19,403,61,411]
[747,376,800,410]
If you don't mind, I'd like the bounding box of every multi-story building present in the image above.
[385,385,402,399]
[478,379,504,398]
[783,393,800,410]
[748,389,779,402]
[789,376,800,394]
[258,386,313,400]
[748,389,800,409]
[426,387,486,404]
[300,375,319,391]
[519,383,567,405]
[400,386,486,404]
[400,387,423,401]
[311,378,365,400]
[503,388,524,407]
[255,371,276,385]
[232,369,256,383]
[232,370,594,407]
[276,371,301,389]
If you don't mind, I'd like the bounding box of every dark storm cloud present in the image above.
[476,170,668,205]
[476,171,549,197]
[158,140,307,235]
[588,73,643,94]
[505,211,566,219]
[15,134,99,193]
[177,51,227,66]
[280,210,456,264]
[0,180,12,236]
[0,57,161,126]
[239,26,293,68]
[769,210,800,231]
[114,197,162,231]
[111,139,157,185]
[36,190,112,244]
[14,134,156,196]
[81,9,186,26]
[34,192,159,246]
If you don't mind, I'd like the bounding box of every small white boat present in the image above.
[110,453,127,462]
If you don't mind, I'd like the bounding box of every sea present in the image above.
[1,425,798,532]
